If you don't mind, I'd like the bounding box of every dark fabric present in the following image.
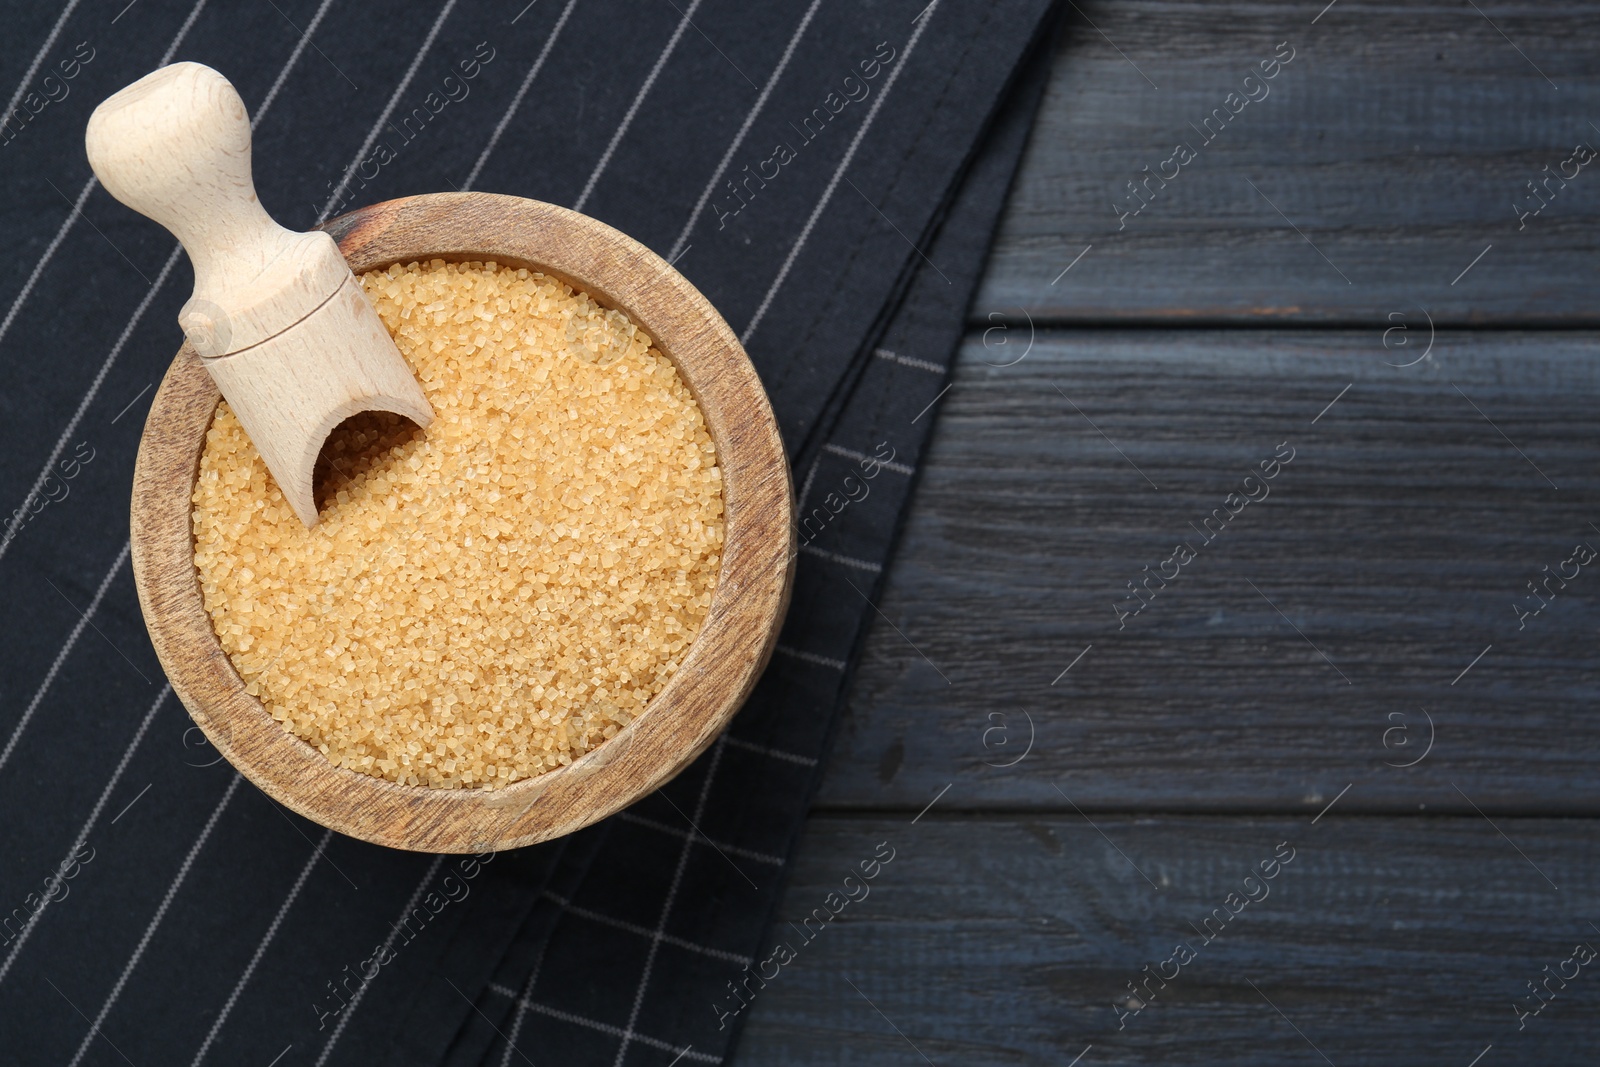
[0,1,1054,1065]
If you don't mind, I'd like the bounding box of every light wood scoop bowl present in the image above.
[130,192,794,852]
[88,63,435,527]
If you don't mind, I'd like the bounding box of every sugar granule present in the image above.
[192,260,724,789]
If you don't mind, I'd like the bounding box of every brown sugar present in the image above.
[191,260,724,789]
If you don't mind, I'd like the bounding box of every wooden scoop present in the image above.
[85,61,433,526]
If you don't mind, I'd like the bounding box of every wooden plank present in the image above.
[735,814,1600,1065]
[973,0,1600,324]
[814,330,1600,813]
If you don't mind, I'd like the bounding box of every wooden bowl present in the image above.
[130,192,794,853]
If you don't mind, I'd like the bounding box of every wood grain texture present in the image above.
[130,192,794,853]
[973,0,1600,324]
[736,814,1600,1066]
[815,329,1600,813]
[747,7,1600,1060]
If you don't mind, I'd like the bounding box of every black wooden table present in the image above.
[735,3,1600,1063]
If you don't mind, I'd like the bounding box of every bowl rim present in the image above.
[130,191,795,853]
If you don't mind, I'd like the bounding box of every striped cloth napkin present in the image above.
[0,1,1055,1063]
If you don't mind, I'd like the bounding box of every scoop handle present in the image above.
[84,62,299,297]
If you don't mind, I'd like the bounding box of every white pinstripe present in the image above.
[495,903,558,1067]
[773,643,846,671]
[612,737,728,1065]
[0,174,95,373]
[617,812,786,866]
[318,0,458,221]
[153,0,214,66]
[875,347,943,374]
[0,540,128,776]
[823,443,914,476]
[496,991,535,1067]
[799,543,882,573]
[0,247,182,567]
[462,0,581,192]
[0,0,85,137]
[486,984,721,1063]
[65,773,243,1067]
[314,855,445,1067]
[741,0,941,343]
[542,890,753,965]
[253,0,344,126]
[571,0,705,213]
[721,735,817,767]
[666,0,825,261]
[0,684,169,987]
[796,452,821,511]
[188,828,332,1067]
